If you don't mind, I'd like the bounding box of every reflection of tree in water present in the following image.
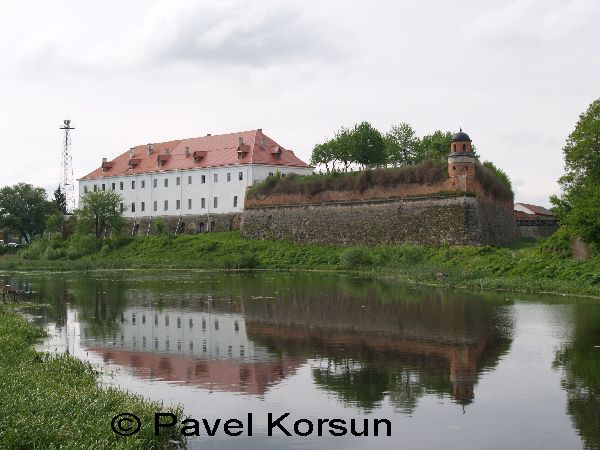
[553,303,600,450]
[313,360,432,414]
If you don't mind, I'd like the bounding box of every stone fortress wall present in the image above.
[241,130,520,246]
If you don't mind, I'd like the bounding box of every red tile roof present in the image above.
[516,203,554,216]
[80,129,311,180]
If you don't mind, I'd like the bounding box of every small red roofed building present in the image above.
[514,203,558,238]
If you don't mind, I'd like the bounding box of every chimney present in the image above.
[102,157,107,165]
[129,147,136,157]
[185,146,190,157]
[164,148,170,155]
[257,128,262,133]
[206,133,211,136]
[147,143,154,155]
[238,137,244,145]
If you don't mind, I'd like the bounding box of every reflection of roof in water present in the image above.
[87,347,304,396]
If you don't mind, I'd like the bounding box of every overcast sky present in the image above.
[1,0,599,206]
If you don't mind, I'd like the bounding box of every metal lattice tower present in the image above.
[60,119,75,213]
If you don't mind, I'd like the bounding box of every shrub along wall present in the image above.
[241,195,520,247]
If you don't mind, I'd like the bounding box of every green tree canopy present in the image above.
[415,130,454,161]
[351,122,386,168]
[52,185,68,214]
[551,98,600,243]
[0,183,50,243]
[75,190,126,238]
[384,122,420,166]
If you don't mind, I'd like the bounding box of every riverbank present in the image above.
[0,232,598,297]
[0,305,184,448]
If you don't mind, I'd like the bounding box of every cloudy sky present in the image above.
[1,0,598,206]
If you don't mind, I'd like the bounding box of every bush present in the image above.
[67,233,99,258]
[339,247,373,269]
[154,218,167,235]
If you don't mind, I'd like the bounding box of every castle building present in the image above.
[78,129,313,232]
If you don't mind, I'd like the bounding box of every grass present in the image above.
[1,232,599,297]
[246,160,448,199]
[0,305,185,449]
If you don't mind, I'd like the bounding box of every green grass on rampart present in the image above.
[0,306,185,449]
[1,231,599,297]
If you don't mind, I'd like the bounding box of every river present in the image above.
[6,271,599,449]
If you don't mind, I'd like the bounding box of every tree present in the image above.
[0,183,50,243]
[385,123,420,166]
[550,98,600,244]
[52,185,68,214]
[350,121,386,168]
[75,190,126,238]
[415,130,454,162]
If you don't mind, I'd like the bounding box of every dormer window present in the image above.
[270,146,282,160]
[128,158,141,169]
[157,154,171,167]
[101,158,114,172]
[193,151,207,162]
[237,144,249,160]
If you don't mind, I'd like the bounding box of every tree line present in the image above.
[0,185,125,245]
[310,122,478,172]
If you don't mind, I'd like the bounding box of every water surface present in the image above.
[6,271,600,449]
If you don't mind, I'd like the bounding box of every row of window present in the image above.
[115,336,246,357]
[119,196,238,213]
[85,171,244,193]
[126,313,240,332]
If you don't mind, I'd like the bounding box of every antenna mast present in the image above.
[60,119,75,213]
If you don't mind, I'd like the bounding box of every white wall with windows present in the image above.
[78,164,313,218]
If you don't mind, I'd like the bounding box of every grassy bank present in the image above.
[0,305,184,449]
[1,231,599,297]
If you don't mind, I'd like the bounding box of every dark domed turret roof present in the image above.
[452,130,471,142]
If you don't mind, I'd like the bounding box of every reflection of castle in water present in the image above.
[240,289,513,407]
[70,275,513,407]
[81,305,303,396]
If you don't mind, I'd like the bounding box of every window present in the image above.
[214,173,218,183]
[132,180,135,189]
[275,153,281,160]
[201,175,206,184]
[119,203,124,212]
[187,199,192,210]
[213,197,218,209]
[83,186,88,193]
[141,180,145,189]
[112,182,116,190]
[141,202,145,212]
[153,179,157,188]
[188,175,192,185]
[176,199,180,210]
[238,171,243,181]
[233,196,238,207]
[131,202,135,212]
[268,172,274,177]
[164,178,168,188]
[176,176,180,186]
[164,200,168,211]
[119,182,123,190]
[227,173,231,182]
[93,185,97,192]
[101,184,105,191]
[201,198,206,209]
[153,201,157,212]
